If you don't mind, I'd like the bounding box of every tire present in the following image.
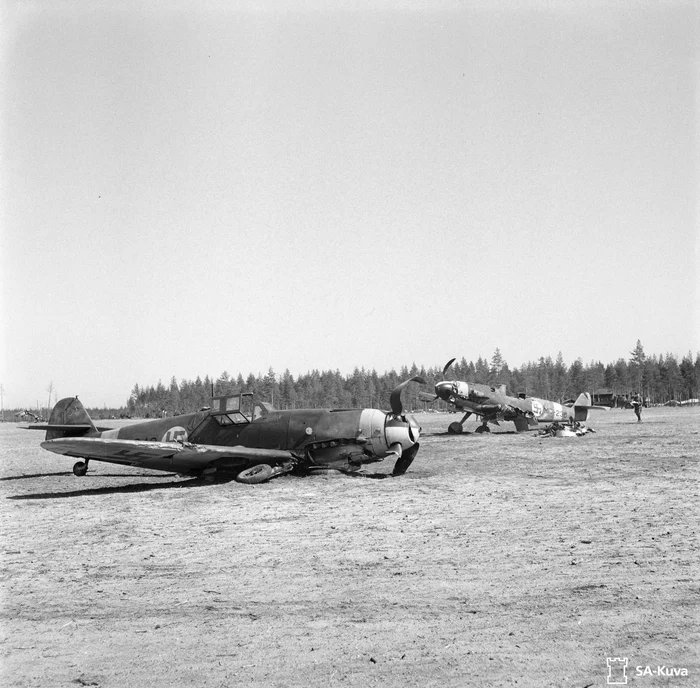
[235,464,273,484]
[72,461,88,477]
[447,422,463,434]
[475,425,490,434]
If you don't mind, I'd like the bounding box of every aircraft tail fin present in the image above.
[30,397,98,440]
[572,392,609,421]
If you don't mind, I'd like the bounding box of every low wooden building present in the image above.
[592,388,617,407]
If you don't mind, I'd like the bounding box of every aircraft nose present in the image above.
[385,417,417,452]
[435,381,453,401]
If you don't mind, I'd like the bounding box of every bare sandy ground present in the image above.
[1,406,698,687]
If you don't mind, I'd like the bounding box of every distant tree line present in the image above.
[122,341,700,417]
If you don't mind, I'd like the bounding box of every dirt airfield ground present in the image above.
[1,406,698,687]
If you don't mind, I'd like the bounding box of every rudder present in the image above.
[572,393,610,421]
[573,392,591,421]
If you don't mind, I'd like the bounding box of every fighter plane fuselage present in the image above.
[35,385,424,481]
[431,376,604,433]
[439,381,573,422]
[100,405,394,467]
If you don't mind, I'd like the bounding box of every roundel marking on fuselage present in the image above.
[162,426,188,442]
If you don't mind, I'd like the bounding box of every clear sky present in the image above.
[2,0,698,409]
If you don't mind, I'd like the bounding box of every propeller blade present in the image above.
[442,358,456,378]
[406,414,421,443]
[389,376,426,416]
[392,443,419,476]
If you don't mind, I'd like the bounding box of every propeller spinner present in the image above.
[433,358,466,402]
[420,359,457,404]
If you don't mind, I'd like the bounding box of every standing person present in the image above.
[632,393,642,422]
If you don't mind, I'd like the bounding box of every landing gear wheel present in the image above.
[235,464,273,484]
[269,463,295,479]
[475,425,490,434]
[448,422,463,434]
[72,461,88,476]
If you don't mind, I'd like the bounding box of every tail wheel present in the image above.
[72,461,88,476]
[235,464,273,484]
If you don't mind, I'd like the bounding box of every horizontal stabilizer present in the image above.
[568,392,609,411]
[25,424,113,432]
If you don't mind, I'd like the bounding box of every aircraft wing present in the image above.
[41,437,295,472]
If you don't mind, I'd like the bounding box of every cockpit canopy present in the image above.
[210,393,272,426]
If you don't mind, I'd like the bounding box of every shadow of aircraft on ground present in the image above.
[7,476,205,500]
[0,472,178,482]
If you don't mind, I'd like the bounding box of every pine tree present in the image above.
[629,340,646,395]
[553,352,567,400]
[475,357,490,383]
[490,348,505,383]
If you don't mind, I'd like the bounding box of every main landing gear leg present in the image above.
[72,459,89,476]
[448,412,473,434]
[475,420,491,434]
[202,466,218,483]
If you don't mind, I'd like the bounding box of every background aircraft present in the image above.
[421,359,607,434]
[27,377,424,484]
